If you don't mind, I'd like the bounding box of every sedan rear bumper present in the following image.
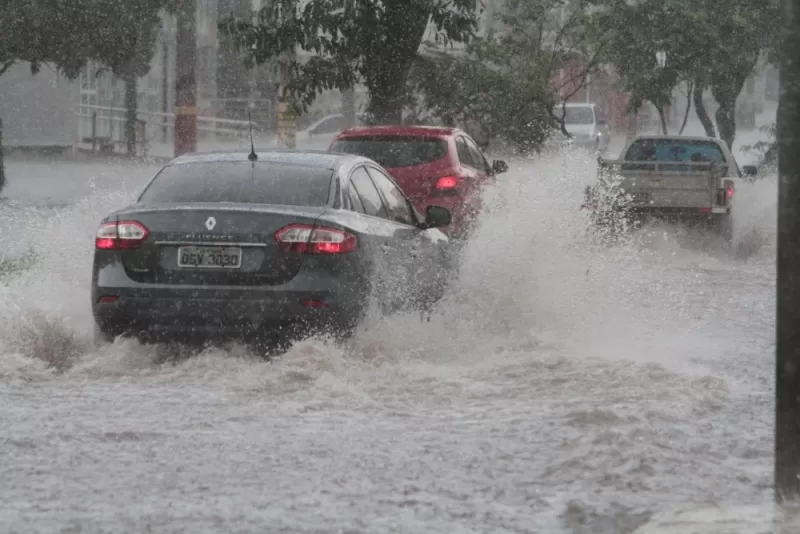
[92,287,365,340]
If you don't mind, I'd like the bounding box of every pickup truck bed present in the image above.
[593,159,733,214]
[582,135,738,243]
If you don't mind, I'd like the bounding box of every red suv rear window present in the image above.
[330,136,448,168]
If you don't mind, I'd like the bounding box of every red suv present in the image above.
[329,125,508,240]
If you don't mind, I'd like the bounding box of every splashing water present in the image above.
[0,152,776,533]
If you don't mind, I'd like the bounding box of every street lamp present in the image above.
[656,50,667,69]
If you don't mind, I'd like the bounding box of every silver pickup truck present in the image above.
[582,135,756,242]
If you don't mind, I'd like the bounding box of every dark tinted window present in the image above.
[464,137,488,173]
[365,167,414,225]
[350,167,388,219]
[624,139,726,164]
[330,136,448,168]
[347,183,366,213]
[139,162,333,206]
[456,137,476,168]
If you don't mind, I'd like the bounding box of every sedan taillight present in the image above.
[95,220,149,250]
[275,224,357,255]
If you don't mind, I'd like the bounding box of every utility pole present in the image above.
[162,33,169,144]
[174,0,197,157]
[776,0,800,505]
[275,0,297,149]
[0,118,5,194]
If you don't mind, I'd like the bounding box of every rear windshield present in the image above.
[330,136,448,168]
[624,138,726,164]
[138,161,333,206]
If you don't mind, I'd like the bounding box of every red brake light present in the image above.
[95,220,149,250]
[436,176,458,190]
[275,224,357,254]
[726,183,735,198]
[432,175,459,197]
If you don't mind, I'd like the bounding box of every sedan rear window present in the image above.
[138,162,333,206]
[330,136,448,168]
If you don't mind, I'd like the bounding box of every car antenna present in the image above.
[247,109,258,163]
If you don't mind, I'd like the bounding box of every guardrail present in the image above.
[74,104,262,157]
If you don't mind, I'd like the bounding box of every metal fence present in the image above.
[75,104,261,157]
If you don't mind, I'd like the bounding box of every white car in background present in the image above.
[551,102,611,153]
[295,113,366,150]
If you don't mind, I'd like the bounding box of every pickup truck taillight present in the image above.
[725,180,735,199]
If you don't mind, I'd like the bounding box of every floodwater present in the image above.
[0,148,777,533]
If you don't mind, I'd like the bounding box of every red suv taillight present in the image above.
[95,220,149,250]
[275,224,357,254]
[432,175,460,197]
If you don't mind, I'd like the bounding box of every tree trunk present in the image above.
[710,60,754,151]
[342,88,356,128]
[124,72,138,156]
[657,105,668,134]
[366,83,406,124]
[363,1,430,125]
[693,81,716,137]
[679,80,693,135]
[714,100,737,150]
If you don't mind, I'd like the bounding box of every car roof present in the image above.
[167,148,370,170]
[335,124,463,139]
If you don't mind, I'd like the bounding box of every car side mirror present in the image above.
[492,159,509,174]
[743,164,758,177]
[422,205,452,229]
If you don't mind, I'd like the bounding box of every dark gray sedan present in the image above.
[91,150,454,349]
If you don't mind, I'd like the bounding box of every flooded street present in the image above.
[0,151,777,533]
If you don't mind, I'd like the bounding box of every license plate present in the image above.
[631,192,651,203]
[177,246,242,269]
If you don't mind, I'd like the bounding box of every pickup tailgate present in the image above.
[609,161,718,209]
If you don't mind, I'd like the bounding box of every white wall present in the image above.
[0,63,79,147]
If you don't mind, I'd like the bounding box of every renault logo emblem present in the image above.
[205,217,216,230]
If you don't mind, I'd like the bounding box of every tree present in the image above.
[411,0,606,152]
[699,0,778,148]
[0,1,93,78]
[589,0,779,147]
[1,1,174,164]
[0,1,98,195]
[587,0,707,135]
[219,0,478,124]
[82,0,178,155]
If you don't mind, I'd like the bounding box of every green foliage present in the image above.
[0,0,95,78]
[0,0,175,156]
[588,0,779,146]
[81,0,177,79]
[219,0,479,123]
[412,0,604,152]
[1,0,176,79]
